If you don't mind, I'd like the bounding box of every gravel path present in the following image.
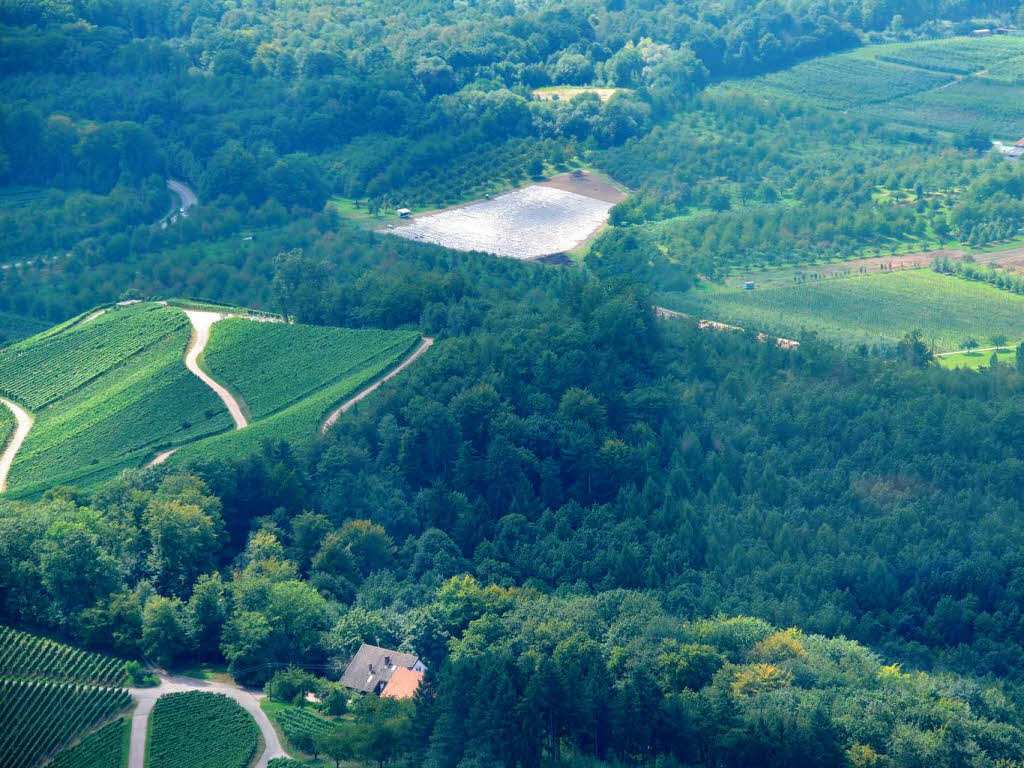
[128,673,287,768]
[321,337,434,433]
[0,397,32,493]
[183,310,247,430]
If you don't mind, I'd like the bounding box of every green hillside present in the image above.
[0,302,422,496]
[740,36,1024,136]
[0,310,49,345]
[662,270,1024,350]
[168,322,420,465]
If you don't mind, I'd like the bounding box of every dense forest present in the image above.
[8,0,1024,765]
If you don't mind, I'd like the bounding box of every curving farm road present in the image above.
[128,673,287,768]
[321,337,434,433]
[0,397,33,493]
[183,310,248,430]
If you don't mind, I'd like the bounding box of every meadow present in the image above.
[741,36,1024,136]
[148,692,258,768]
[662,270,1024,351]
[937,347,1017,369]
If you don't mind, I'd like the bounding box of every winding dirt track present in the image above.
[321,337,434,433]
[183,310,247,429]
[0,397,32,493]
[128,673,287,768]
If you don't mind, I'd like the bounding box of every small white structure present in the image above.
[397,208,412,218]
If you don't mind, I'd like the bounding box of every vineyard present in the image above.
[663,270,1024,351]
[742,36,1024,136]
[48,718,127,768]
[5,304,232,495]
[272,704,340,748]
[0,303,187,410]
[166,326,420,466]
[203,319,421,419]
[0,626,127,685]
[148,692,258,768]
[0,678,131,768]
[755,56,953,109]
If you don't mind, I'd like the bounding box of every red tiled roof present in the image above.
[380,667,423,699]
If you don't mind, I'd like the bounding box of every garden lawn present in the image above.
[662,270,1024,351]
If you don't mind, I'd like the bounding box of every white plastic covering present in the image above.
[387,185,613,259]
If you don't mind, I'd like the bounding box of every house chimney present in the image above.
[384,655,391,667]
[368,663,374,674]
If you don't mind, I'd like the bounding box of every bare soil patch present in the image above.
[538,171,628,204]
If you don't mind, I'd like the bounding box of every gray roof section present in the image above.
[339,644,420,693]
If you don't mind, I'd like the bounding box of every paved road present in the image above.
[0,397,32,493]
[183,310,248,429]
[321,337,434,433]
[128,673,288,768]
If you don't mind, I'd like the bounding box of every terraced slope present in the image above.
[168,322,420,465]
[48,718,128,768]
[3,303,232,495]
[0,310,49,345]
[0,625,128,686]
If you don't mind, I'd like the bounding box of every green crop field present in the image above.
[170,327,419,466]
[4,304,232,495]
[0,679,131,768]
[203,319,420,419]
[48,718,127,768]
[0,301,423,496]
[148,691,258,768]
[264,701,340,750]
[662,270,1024,351]
[739,36,1024,136]
[0,303,187,410]
[0,626,128,685]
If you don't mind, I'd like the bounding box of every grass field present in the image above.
[740,36,1024,136]
[148,692,258,768]
[937,347,1017,369]
[663,270,1024,351]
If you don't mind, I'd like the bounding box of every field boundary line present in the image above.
[321,337,434,434]
[0,397,33,493]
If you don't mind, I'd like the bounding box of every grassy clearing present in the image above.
[662,270,1024,351]
[937,347,1017,369]
[533,86,629,101]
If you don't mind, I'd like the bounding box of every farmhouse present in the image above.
[339,644,426,697]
